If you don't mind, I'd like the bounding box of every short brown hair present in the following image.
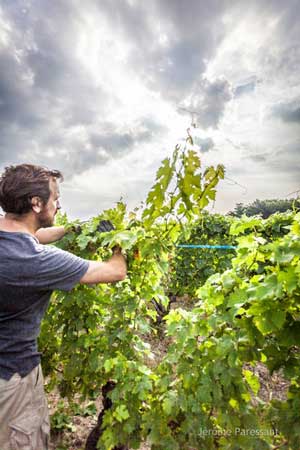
[0,164,64,214]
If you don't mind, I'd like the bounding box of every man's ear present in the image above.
[31,196,43,214]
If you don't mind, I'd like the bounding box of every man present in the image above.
[0,164,127,450]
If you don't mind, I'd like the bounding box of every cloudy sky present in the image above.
[0,0,299,219]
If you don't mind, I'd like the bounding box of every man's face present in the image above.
[38,178,61,228]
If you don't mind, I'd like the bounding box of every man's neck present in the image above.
[0,214,38,235]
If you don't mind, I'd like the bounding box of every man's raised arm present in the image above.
[35,226,67,244]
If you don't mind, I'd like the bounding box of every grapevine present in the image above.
[39,134,300,449]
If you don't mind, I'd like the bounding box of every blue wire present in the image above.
[176,244,237,249]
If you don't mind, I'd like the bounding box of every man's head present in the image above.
[0,164,63,228]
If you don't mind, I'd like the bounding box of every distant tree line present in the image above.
[229,197,300,218]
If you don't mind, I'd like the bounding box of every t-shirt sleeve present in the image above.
[25,243,90,292]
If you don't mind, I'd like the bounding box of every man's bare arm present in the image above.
[80,247,127,284]
[35,226,66,244]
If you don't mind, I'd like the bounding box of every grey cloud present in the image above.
[97,0,227,101]
[274,142,300,158]
[241,145,270,163]
[0,1,107,164]
[249,154,267,163]
[89,118,166,155]
[0,0,232,175]
[234,79,257,98]
[150,0,228,100]
[0,117,166,178]
[195,137,214,152]
[271,100,300,124]
[273,141,300,178]
[0,0,168,175]
[244,140,300,180]
[181,77,233,129]
[254,1,300,84]
[0,48,41,128]
[225,139,243,151]
[270,157,300,176]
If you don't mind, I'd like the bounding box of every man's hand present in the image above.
[65,223,82,234]
[80,242,127,284]
[112,244,127,258]
[96,221,126,258]
[77,219,127,284]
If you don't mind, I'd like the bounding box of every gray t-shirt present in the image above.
[0,231,89,380]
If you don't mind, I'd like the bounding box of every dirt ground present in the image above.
[47,296,289,450]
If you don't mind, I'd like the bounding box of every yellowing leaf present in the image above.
[243,369,260,395]
[229,398,239,410]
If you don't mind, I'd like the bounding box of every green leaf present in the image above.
[271,310,286,329]
[101,230,139,250]
[227,289,247,307]
[162,398,173,415]
[114,405,130,422]
[104,358,116,373]
[253,310,286,334]
[230,216,262,236]
[156,158,173,190]
[253,316,274,335]
[243,369,260,395]
[76,234,91,250]
[278,267,298,293]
